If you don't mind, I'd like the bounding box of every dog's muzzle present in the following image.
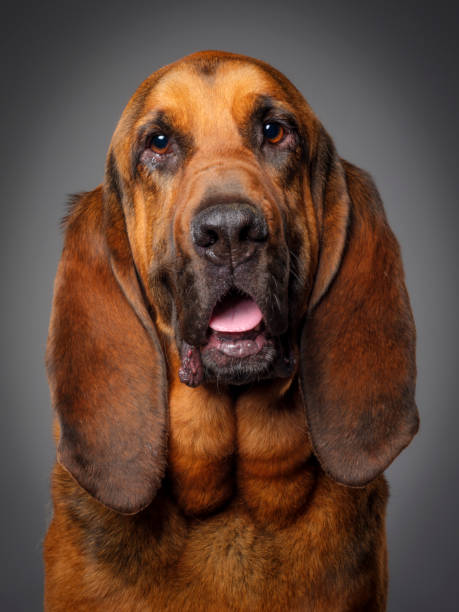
[178,202,294,387]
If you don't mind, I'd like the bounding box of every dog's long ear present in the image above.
[46,186,167,514]
[300,128,419,486]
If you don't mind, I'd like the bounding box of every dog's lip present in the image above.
[204,328,267,358]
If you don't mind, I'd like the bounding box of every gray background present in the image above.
[1,0,457,609]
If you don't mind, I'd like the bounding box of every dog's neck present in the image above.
[167,357,315,524]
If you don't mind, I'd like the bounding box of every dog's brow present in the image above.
[136,110,175,141]
[249,94,298,126]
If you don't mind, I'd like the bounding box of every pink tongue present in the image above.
[209,296,263,332]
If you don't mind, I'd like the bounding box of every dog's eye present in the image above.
[149,133,170,154]
[263,122,285,144]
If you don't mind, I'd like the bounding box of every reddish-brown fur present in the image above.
[44,51,418,610]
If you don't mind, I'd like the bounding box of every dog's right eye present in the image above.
[263,122,285,144]
[149,133,170,154]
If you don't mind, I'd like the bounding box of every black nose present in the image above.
[191,203,268,267]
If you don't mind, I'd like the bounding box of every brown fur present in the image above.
[44,51,418,610]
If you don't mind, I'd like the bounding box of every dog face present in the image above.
[47,51,418,514]
[106,53,323,386]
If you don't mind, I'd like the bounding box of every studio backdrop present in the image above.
[1,1,457,610]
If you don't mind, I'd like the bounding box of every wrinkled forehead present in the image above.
[114,58,305,147]
[145,62,279,128]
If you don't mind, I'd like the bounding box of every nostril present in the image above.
[203,228,219,247]
[193,226,220,248]
[239,224,250,242]
[246,222,268,243]
[237,223,267,243]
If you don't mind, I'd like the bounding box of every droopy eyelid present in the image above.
[132,112,195,177]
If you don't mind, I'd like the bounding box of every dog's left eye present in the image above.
[149,133,170,154]
[263,122,285,144]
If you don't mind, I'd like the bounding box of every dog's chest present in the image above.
[55,473,385,611]
[47,383,388,610]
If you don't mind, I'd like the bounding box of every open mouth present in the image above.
[178,289,294,388]
[206,292,267,358]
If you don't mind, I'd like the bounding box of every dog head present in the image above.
[47,51,418,513]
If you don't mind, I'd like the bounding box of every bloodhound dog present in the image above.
[44,50,419,611]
